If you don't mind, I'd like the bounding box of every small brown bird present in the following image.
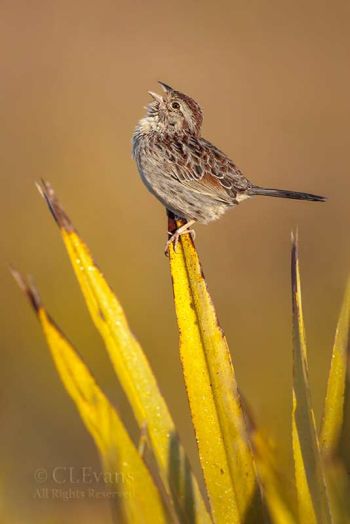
[132,82,326,252]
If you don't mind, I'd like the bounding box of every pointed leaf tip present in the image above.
[291,234,299,297]
[10,268,42,312]
[36,180,74,232]
[291,228,299,247]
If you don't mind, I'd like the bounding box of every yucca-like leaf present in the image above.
[320,279,350,523]
[251,432,296,524]
[168,218,264,524]
[320,279,350,456]
[241,398,296,524]
[36,181,211,524]
[11,270,168,524]
[291,235,332,524]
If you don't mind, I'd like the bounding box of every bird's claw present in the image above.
[164,228,196,256]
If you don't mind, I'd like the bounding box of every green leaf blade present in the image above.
[320,278,350,456]
[291,235,332,524]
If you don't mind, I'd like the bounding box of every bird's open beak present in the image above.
[158,81,174,92]
[148,91,163,103]
[147,82,174,103]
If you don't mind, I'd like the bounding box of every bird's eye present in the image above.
[171,101,180,110]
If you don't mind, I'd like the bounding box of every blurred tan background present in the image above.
[1,0,349,522]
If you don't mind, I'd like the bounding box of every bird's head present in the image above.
[145,82,203,136]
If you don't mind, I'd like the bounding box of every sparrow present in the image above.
[132,82,325,252]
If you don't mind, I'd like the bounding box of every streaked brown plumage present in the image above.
[132,82,326,251]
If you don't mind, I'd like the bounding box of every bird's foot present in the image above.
[164,221,196,255]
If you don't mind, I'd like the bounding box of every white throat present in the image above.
[137,115,164,135]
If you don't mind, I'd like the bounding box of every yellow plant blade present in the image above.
[320,278,350,456]
[320,279,350,523]
[138,424,182,524]
[168,218,264,524]
[37,181,211,524]
[11,270,167,524]
[251,432,296,524]
[291,235,332,524]
[241,400,296,524]
[322,459,350,524]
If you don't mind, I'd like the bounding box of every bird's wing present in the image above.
[163,136,250,202]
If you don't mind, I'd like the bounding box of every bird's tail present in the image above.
[247,186,326,202]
